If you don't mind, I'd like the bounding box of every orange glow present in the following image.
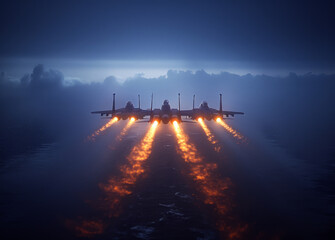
[216,118,246,143]
[116,119,135,141]
[65,219,105,238]
[130,117,136,121]
[100,120,158,217]
[173,121,201,163]
[197,118,221,152]
[70,122,159,237]
[172,122,247,237]
[87,117,118,142]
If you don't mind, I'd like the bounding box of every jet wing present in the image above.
[221,110,244,115]
[91,110,114,115]
[137,109,152,115]
[91,108,152,116]
[179,110,195,117]
[91,108,125,115]
[209,108,244,115]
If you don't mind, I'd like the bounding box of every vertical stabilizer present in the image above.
[219,93,222,113]
[138,94,141,109]
[178,93,181,112]
[151,93,153,112]
[193,94,195,110]
[112,93,116,113]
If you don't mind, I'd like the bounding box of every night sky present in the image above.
[1,0,335,80]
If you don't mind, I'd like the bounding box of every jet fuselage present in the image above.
[150,100,181,124]
[188,101,221,120]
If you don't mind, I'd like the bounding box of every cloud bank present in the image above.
[0,65,335,165]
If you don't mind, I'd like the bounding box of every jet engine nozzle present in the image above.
[171,115,180,123]
[152,115,161,123]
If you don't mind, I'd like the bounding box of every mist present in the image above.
[1,64,334,162]
[1,64,335,238]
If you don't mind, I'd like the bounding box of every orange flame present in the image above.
[172,121,247,238]
[100,120,158,217]
[216,118,246,143]
[116,118,135,141]
[87,117,119,141]
[197,118,221,152]
[173,121,202,164]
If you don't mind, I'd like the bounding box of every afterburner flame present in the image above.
[197,118,221,152]
[116,118,135,141]
[100,120,158,217]
[216,118,246,143]
[172,122,247,238]
[87,117,118,141]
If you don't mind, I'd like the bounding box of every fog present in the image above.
[1,64,334,163]
[1,64,335,238]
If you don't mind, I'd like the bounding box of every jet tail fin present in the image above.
[193,94,195,110]
[150,93,153,112]
[112,93,116,113]
[219,93,222,113]
[178,93,180,112]
[138,94,141,109]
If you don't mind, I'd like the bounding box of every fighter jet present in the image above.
[180,94,244,120]
[92,93,243,123]
[149,93,182,124]
[91,93,150,120]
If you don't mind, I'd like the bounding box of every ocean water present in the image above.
[0,118,334,239]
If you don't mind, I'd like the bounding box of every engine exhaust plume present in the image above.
[215,118,247,143]
[69,121,159,237]
[116,118,135,141]
[172,121,247,238]
[100,120,158,216]
[197,118,221,152]
[87,117,119,142]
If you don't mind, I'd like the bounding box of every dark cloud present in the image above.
[20,73,30,86]
[29,64,64,89]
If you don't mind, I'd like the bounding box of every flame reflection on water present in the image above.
[69,121,159,237]
[197,118,221,152]
[101,120,159,211]
[87,117,119,141]
[172,121,247,239]
[116,118,135,141]
[216,118,246,143]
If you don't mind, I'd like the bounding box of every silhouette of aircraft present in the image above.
[91,93,150,120]
[149,93,183,124]
[92,93,243,123]
[180,94,244,120]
